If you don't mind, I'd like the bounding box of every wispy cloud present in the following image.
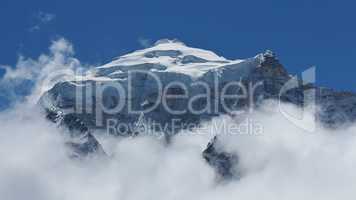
[29,11,56,32]
[0,38,86,109]
[138,37,152,48]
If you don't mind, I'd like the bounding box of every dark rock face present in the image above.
[316,88,356,127]
[203,137,239,179]
[45,108,106,158]
[144,50,182,58]
[181,55,208,64]
[66,133,106,158]
[40,50,356,138]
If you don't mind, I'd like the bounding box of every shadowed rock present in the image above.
[66,132,106,159]
[45,108,107,158]
[203,137,239,179]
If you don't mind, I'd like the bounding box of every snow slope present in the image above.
[94,39,251,78]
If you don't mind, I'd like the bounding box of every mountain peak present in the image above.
[97,39,230,77]
[263,49,276,58]
[154,38,186,46]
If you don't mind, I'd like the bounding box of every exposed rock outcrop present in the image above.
[203,137,239,179]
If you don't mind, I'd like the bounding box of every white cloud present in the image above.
[0,38,86,108]
[29,11,56,32]
[138,37,152,48]
[38,11,56,24]
[2,99,356,200]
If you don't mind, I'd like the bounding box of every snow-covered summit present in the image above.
[42,40,292,134]
[94,39,248,78]
[41,39,356,134]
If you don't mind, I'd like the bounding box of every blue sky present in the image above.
[1,0,355,91]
